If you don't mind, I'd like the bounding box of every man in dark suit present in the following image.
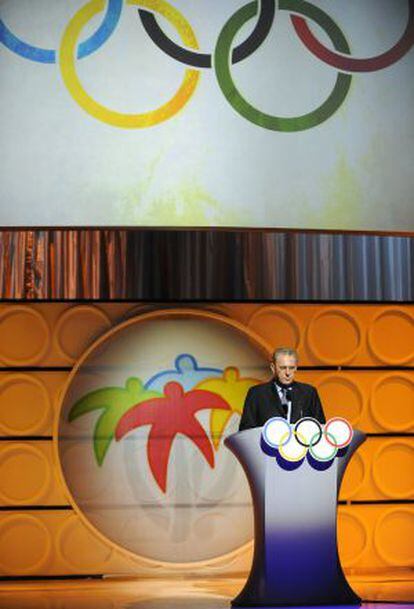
[239,347,325,430]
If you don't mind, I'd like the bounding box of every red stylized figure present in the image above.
[115,381,230,492]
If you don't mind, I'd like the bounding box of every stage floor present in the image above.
[0,574,413,608]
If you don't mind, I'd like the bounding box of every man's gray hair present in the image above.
[272,347,299,363]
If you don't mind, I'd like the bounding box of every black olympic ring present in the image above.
[137,0,275,68]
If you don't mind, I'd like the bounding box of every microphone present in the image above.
[276,383,293,402]
[275,384,292,424]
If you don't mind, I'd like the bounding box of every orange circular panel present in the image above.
[58,516,112,570]
[0,307,50,365]
[371,374,414,432]
[0,514,52,574]
[337,510,368,567]
[316,376,364,425]
[306,309,361,364]
[339,452,366,500]
[217,304,258,325]
[0,444,51,504]
[368,309,414,364]
[0,375,51,435]
[54,306,112,361]
[374,508,414,565]
[372,441,414,499]
[247,307,301,352]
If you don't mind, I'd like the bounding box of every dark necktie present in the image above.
[275,383,292,420]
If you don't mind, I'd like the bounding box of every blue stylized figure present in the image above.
[0,0,122,64]
[145,354,223,393]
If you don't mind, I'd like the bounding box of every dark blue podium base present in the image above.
[225,428,364,607]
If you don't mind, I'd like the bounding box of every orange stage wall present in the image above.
[0,302,412,577]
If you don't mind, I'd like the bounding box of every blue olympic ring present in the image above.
[0,0,122,64]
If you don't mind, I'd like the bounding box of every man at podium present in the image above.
[239,347,325,430]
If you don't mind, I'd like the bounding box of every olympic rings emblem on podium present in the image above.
[262,416,353,464]
[1,0,413,129]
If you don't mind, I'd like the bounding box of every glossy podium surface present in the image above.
[225,426,365,607]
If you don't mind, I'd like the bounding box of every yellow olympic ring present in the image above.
[278,430,308,462]
[59,0,200,128]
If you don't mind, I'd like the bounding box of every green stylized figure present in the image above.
[68,377,161,466]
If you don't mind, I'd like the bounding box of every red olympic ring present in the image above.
[291,0,414,73]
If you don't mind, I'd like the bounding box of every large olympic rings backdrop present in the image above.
[2,0,413,129]
[1,0,414,228]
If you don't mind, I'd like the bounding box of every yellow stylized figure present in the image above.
[196,367,259,449]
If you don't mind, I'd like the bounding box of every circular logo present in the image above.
[56,310,269,564]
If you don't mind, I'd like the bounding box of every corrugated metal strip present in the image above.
[0,229,412,300]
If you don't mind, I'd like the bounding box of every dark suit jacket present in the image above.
[239,379,325,431]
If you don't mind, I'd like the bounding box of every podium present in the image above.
[225,423,365,607]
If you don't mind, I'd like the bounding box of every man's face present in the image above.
[271,354,297,385]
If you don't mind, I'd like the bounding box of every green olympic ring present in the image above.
[214,0,352,131]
